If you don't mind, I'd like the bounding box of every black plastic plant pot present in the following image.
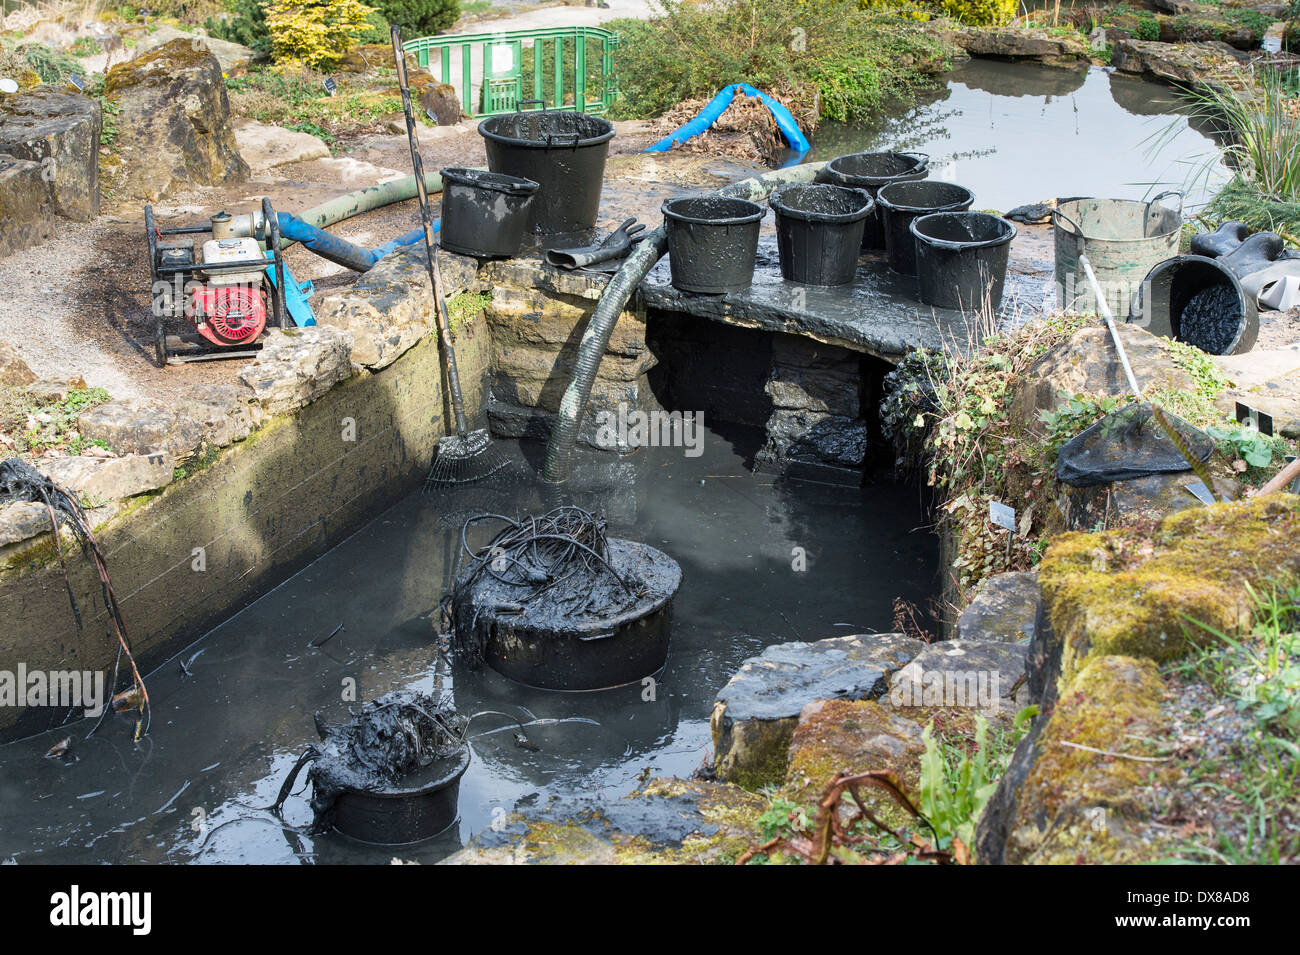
[876,180,975,276]
[478,111,615,236]
[330,746,471,845]
[817,151,929,250]
[439,167,540,258]
[452,539,682,691]
[662,195,765,294]
[770,183,874,286]
[1128,254,1259,356]
[911,211,1017,311]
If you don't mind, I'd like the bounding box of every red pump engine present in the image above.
[189,236,268,347]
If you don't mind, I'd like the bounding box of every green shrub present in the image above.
[355,7,391,43]
[608,0,952,125]
[373,0,460,37]
[939,0,1015,27]
[18,42,81,83]
[265,0,375,68]
[206,0,272,55]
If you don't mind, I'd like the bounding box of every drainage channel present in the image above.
[0,426,936,864]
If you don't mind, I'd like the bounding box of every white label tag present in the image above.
[989,500,1016,531]
[1183,481,1215,506]
[491,44,515,73]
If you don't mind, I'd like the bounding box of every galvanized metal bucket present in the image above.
[1053,192,1183,317]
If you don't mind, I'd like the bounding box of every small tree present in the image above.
[375,0,461,37]
[265,0,376,69]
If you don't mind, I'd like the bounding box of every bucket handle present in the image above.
[516,98,545,112]
[1050,206,1092,257]
[1147,189,1184,215]
[546,131,581,148]
[1145,189,1184,235]
[898,151,930,167]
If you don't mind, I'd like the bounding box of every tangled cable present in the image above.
[456,505,633,605]
[0,458,150,740]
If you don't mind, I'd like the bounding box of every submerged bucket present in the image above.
[1052,191,1183,317]
[817,151,929,250]
[662,195,765,294]
[439,167,540,258]
[911,212,1017,311]
[331,747,471,845]
[876,180,975,276]
[478,111,615,236]
[770,183,874,286]
[1128,254,1259,356]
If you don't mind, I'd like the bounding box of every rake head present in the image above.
[425,429,510,488]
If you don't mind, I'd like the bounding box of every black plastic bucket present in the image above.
[770,183,874,286]
[478,111,615,236]
[877,180,975,276]
[662,195,765,294]
[1128,254,1259,356]
[911,212,1017,311]
[817,151,929,250]
[439,167,539,258]
[330,746,471,845]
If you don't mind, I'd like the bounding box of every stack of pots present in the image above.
[478,110,616,237]
[816,151,929,250]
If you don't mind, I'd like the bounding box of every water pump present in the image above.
[146,198,290,366]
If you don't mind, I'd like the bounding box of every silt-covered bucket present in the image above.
[1053,192,1183,317]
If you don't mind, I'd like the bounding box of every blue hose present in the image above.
[645,83,811,155]
[275,213,433,272]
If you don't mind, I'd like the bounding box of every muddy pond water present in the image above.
[796,60,1229,214]
[0,428,935,863]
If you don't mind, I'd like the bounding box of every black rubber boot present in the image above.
[1218,230,1285,279]
[1189,220,1249,258]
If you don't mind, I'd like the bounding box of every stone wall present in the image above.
[0,309,490,740]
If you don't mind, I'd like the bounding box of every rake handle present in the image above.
[391,26,469,438]
[1079,252,1143,400]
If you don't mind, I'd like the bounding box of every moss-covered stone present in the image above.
[782,698,926,830]
[1005,655,1181,864]
[1039,495,1300,687]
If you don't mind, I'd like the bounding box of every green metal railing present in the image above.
[402,27,619,118]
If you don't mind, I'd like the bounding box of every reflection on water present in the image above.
[0,430,936,864]
[802,60,1229,213]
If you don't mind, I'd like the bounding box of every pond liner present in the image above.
[911,211,1016,311]
[661,195,765,294]
[644,83,811,155]
[438,167,539,258]
[1055,401,1214,486]
[876,180,975,276]
[770,182,874,286]
[448,507,682,690]
[479,111,615,236]
[816,151,929,250]
[1127,254,1258,356]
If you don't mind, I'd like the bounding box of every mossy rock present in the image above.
[782,698,927,829]
[1039,495,1300,689]
[1004,655,1181,864]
